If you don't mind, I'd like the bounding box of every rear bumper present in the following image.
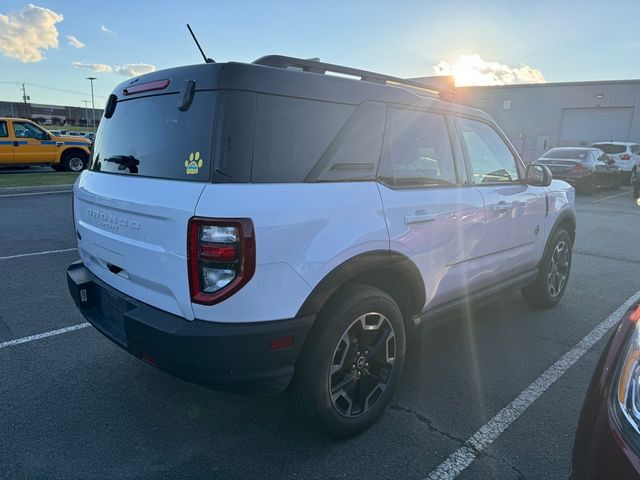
[67,260,315,394]
[551,174,591,188]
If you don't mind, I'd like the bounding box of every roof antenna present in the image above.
[187,24,215,63]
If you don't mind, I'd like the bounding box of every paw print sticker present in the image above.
[185,151,203,175]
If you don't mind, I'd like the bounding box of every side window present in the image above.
[380,109,457,187]
[306,101,386,182]
[251,95,355,183]
[631,145,640,155]
[457,118,520,184]
[13,122,46,140]
[0,121,7,137]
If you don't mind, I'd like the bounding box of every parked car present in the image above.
[535,147,621,195]
[591,142,640,185]
[66,55,576,437]
[0,117,92,171]
[571,302,640,479]
[83,132,96,141]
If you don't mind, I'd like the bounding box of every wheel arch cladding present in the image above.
[554,209,576,244]
[62,147,88,161]
[296,250,426,321]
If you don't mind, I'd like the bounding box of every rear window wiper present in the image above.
[104,155,140,174]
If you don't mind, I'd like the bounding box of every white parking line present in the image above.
[592,190,632,204]
[425,289,640,480]
[0,247,77,261]
[0,322,90,350]
[0,189,72,198]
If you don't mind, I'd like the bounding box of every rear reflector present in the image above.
[270,336,295,350]
[141,351,158,366]
[123,79,170,96]
[200,244,237,260]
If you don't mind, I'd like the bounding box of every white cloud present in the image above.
[72,61,156,77]
[113,63,156,77]
[100,25,116,36]
[0,4,63,62]
[66,35,85,49]
[433,54,546,87]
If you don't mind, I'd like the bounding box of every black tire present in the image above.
[290,284,406,438]
[522,228,572,309]
[612,173,621,190]
[576,177,595,195]
[625,170,635,186]
[60,151,87,172]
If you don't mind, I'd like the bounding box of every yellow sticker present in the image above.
[184,151,203,175]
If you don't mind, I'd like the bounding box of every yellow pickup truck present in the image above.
[0,117,92,172]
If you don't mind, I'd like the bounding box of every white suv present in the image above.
[67,56,576,437]
[591,142,640,185]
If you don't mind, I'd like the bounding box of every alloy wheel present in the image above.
[547,241,570,298]
[328,312,396,418]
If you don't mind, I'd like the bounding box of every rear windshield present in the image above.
[90,92,216,181]
[542,149,590,160]
[592,143,626,154]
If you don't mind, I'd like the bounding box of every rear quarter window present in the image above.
[251,95,355,183]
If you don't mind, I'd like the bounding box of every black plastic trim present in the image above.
[414,268,539,325]
[296,250,425,317]
[67,261,314,394]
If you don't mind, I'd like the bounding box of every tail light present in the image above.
[620,154,631,160]
[188,217,256,305]
[570,163,586,173]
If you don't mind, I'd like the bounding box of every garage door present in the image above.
[558,107,634,147]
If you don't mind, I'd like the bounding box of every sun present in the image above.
[433,54,545,87]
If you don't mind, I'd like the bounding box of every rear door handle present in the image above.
[13,141,19,147]
[404,213,437,225]
[491,202,512,212]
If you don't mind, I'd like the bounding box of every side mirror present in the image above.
[526,164,552,187]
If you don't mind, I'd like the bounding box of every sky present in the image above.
[1,0,640,107]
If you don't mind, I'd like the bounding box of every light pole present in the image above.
[82,100,90,128]
[86,77,97,129]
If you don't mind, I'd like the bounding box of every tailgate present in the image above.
[74,171,206,320]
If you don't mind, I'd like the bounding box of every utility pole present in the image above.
[86,77,97,129]
[82,100,90,127]
[21,83,30,118]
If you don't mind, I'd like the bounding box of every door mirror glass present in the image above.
[527,164,552,187]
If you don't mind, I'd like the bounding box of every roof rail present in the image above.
[252,55,457,101]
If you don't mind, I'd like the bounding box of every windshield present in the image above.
[592,143,626,154]
[90,92,216,181]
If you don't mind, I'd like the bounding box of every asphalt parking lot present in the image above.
[1,184,639,480]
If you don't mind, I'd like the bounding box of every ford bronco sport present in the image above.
[67,55,576,438]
